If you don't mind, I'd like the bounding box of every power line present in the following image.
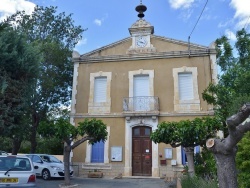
[189,0,208,38]
[244,15,250,30]
[188,0,209,55]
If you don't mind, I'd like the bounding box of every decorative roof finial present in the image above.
[135,0,147,19]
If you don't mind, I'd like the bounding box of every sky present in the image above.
[0,0,250,55]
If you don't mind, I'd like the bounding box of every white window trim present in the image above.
[88,71,111,114]
[85,126,110,164]
[173,67,200,112]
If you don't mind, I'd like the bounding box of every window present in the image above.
[181,147,187,165]
[133,75,150,97]
[85,126,110,163]
[178,73,193,100]
[88,72,111,113]
[181,146,200,165]
[133,75,150,111]
[91,141,104,163]
[128,69,154,112]
[94,77,107,102]
[173,67,200,112]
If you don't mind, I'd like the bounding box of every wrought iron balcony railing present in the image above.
[123,96,159,113]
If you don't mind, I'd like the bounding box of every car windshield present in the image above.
[0,151,8,155]
[40,155,61,163]
[0,156,32,171]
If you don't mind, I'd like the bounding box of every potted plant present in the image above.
[88,169,103,178]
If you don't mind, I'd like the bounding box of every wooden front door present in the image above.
[132,126,152,176]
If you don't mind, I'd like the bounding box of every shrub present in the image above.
[236,132,250,188]
[194,147,217,180]
[180,175,218,188]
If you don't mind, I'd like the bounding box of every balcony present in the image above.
[123,96,159,116]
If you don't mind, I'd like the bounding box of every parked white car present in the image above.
[0,155,37,187]
[26,154,73,180]
[0,151,8,156]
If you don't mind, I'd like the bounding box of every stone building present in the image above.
[70,2,217,178]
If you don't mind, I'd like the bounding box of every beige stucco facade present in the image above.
[70,17,217,178]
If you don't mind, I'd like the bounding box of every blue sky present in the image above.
[1,0,250,55]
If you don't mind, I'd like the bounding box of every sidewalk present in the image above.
[36,177,168,188]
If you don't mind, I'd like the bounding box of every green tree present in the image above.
[236,132,250,188]
[194,147,217,179]
[203,29,250,133]
[202,29,250,188]
[0,24,41,154]
[4,6,85,153]
[38,118,108,186]
[150,117,221,176]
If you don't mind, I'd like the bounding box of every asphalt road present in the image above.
[36,177,167,188]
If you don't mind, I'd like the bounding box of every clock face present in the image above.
[136,36,147,48]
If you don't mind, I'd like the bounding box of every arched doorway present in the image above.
[132,126,152,176]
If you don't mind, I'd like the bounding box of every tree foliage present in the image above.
[151,117,221,175]
[236,132,250,188]
[3,6,85,153]
[194,148,217,179]
[202,29,250,127]
[38,118,108,186]
[0,24,41,153]
[202,29,250,187]
[151,117,221,148]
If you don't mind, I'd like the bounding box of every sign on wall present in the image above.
[111,146,122,162]
[164,148,173,159]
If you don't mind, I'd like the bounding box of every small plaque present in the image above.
[165,148,173,159]
[171,160,177,166]
[111,146,122,162]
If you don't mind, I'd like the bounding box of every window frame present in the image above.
[173,67,200,112]
[94,76,107,103]
[88,71,112,114]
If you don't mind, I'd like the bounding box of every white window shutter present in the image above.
[134,75,150,97]
[178,73,194,100]
[94,77,107,102]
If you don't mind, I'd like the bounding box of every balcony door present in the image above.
[133,75,150,111]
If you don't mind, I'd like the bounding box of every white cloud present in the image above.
[0,0,36,21]
[225,29,237,41]
[179,8,193,21]
[230,0,250,28]
[218,19,234,28]
[74,38,87,53]
[93,14,108,26]
[76,38,87,47]
[94,19,102,26]
[168,0,194,9]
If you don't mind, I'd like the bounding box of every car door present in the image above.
[29,155,43,176]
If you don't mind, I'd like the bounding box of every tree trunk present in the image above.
[206,104,250,188]
[184,147,195,176]
[213,147,238,188]
[12,138,21,155]
[63,143,71,186]
[30,111,39,153]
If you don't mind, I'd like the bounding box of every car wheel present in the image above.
[42,169,51,180]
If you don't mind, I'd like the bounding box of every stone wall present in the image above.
[71,162,124,178]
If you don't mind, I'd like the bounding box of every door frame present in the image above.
[124,116,159,177]
[132,126,152,176]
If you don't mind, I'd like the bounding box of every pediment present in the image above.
[80,35,209,58]
[151,35,209,52]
